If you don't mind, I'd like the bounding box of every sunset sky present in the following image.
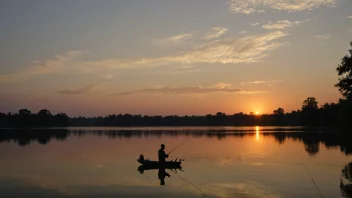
[1,0,352,116]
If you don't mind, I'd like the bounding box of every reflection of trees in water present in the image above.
[341,162,352,198]
[1,129,352,157]
[70,129,352,156]
[0,129,69,146]
[266,132,352,156]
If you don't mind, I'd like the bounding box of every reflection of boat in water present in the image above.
[137,154,183,185]
[137,164,182,186]
[137,157,183,174]
[137,164,182,173]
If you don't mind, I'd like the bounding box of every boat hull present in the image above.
[137,159,181,168]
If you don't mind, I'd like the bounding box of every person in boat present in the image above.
[158,144,169,163]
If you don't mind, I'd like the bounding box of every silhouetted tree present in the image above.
[341,162,352,197]
[301,97,319,126]
[336,42,352,99]
[302,97,318,110]
[273,108,285,125]
[37,109,52,126]
[19,109,31,116]
[18,109,32,127]
[334,42,352,126]
[273,108,284,115]
[54,113,70,126]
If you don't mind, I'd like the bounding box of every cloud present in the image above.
[103,74,114,79]
[228,0,340,14]
[56,83,104,94]
[0,50,84,82]
[113,83,259,96]
[242,81,270,84]
[153,33,193,45]
[262,20,307,30]
[346,16,352,19]
[313,34,330,40]
[239,30,247,34]
[2,28,288,82]
[241,80,281,86]
[203,27,228,40]
[89,30,288,68]
[209,82,233,89]
[251,22,260,26]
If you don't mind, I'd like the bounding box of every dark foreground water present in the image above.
[0,126,352,198]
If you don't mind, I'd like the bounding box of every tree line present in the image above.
[0,96,350,127]
[1,42,352,128]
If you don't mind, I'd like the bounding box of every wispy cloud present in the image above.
[262,20,307,30]
[346,16,352,19]
[113,83,258,96]
[2,28,288,82]
[241,80,280,85]
[0,50,84,82]
[203,27,228,40]
[153,33,193,45]
[313,34,330,40]
[103,74,114,79]
[89,30,288,68]
[56,83,104,95]
[251,22,260,26]
[228,0,340,14]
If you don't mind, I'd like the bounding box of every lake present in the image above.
[0,126,351,198]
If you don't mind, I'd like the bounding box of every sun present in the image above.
[255,111,260,115]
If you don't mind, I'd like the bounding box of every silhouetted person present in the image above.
[158,144,169,163]
[158,167,170,186]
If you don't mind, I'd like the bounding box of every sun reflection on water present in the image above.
[256,126,259,141]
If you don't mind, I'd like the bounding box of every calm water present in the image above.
[0,126,352,198]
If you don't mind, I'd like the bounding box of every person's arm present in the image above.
[164,151,169,158]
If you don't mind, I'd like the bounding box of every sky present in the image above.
[1,0,352,117]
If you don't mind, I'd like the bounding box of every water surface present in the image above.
[0,126,351,198]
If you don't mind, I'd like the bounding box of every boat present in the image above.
[137,154,182,169]
[137,164,182,173]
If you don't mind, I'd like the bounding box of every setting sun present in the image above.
[255,112,260,115]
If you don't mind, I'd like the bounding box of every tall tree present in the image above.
[302,97,318,110]
[301,97,319,126]
[273,108,284,115]
[335,41,352,99]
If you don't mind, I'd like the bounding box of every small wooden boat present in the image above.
[137,159,181,166]
[137,154,182,169]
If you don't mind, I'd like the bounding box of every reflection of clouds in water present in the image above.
[249,162,264,166]
[0,177,200,198]
[204,182,280,198]
[216,158,265,167]
[214,154,266,167]
[0,172,163,195]
[95,164,104,168]
[189,154,267,167]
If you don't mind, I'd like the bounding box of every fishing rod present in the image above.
[170,169,205,197]
[167,139,189,155]
[306,167,325,198]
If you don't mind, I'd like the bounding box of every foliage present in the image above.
[336,41,352,99]
[0,109,69,128]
